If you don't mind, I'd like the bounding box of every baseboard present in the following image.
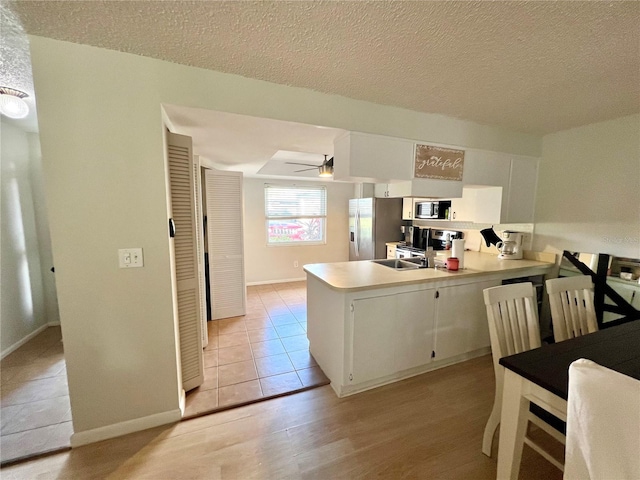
[1,323,49,359]
[47,321,61,327]
[246,277,306,286]
[70,408,182,447]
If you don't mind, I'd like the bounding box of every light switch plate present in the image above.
[118,248,143,268]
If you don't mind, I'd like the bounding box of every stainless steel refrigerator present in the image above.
[349,198,403,261]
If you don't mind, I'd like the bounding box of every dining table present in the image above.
[496,319,640,480]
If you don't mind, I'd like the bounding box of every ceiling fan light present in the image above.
[0,88,29,119]
[318,164,333,177]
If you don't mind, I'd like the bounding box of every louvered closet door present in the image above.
[205,169,246,319]
[192,156,208,347]
[167,132,204,392]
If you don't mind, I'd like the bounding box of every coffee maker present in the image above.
[497,231,524,260]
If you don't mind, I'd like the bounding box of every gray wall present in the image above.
[533,114,640,258]
[1,119,58,354]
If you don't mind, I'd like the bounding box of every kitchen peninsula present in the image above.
[304,251,555,397]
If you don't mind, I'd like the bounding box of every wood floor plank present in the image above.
[1,355,562,480]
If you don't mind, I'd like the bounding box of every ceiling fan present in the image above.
[286,154,334,177]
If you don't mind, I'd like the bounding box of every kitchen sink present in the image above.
[371,258,421,270]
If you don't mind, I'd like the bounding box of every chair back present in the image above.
[546,276,597,342]
[564,359,640,480]
[483,282,541,373]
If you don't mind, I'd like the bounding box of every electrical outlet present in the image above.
[294,260,299,268]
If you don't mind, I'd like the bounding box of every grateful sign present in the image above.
[414,144,464,181]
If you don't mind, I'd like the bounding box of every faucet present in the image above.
[422,247,437,268]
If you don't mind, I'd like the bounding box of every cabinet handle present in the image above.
[453,212,456,220]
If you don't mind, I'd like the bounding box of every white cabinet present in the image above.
[450,196,471,222]
[402,197,414,220]
[374,181,412,198]
[450,187,502,223]
[394,291,437,371]
[504,156,538,223]
[335,132,414,182]
[349,280,498,385]
[349,289,436,384]
[463,150,512,190]
[460,151,539,224]
[433,280,501,361]
[351,295,397,384]
[336,132,463,197]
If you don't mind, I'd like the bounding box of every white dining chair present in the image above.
[564,358,640,480]
[482,282,565,469]
[546,276,598,342]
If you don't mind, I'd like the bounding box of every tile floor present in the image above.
[0,326,73,464]
[184,281,329,416]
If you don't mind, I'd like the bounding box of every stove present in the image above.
[395,246,426,258]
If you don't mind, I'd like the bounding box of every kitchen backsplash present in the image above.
[412,220,534,253]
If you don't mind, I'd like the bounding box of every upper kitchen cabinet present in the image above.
[374,181,412,198]
[503,155,539,223]
[334,132,414,182]
[335,132,463,198]
[461,151,539,224]
[461,150,511,213]
[450,186,502,223]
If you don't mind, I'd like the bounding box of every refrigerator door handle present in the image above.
[354,208,359,258]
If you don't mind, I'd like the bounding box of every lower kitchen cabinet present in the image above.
[351,295,397,384]
[350,290,436,384]
[394,290,437,372]
[432,280,501,361]
[348,281,498,387]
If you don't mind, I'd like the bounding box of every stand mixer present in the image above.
[480,228,524,260]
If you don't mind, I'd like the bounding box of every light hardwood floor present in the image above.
[1,355,563,479]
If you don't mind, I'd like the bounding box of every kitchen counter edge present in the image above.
[303,251,555,292]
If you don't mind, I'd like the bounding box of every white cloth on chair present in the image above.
[564,358,640,480]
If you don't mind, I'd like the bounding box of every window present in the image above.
[265,185,327,245]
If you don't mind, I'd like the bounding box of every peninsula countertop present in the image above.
[303,251,555,292]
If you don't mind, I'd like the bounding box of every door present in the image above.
[192,155,208,347]
[394,290,436,372]
[350,296,396,384]
[433,280,500,361]
[205,168,246,319]
[166,132,204,392]
[357,198,374,261]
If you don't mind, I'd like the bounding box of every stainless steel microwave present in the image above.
[415,200,451,219]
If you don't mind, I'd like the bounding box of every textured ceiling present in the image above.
[9,1,640,135]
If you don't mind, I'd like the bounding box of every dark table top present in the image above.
[499,320,640,400]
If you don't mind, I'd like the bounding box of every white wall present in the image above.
[1,119,57,355]
[533,114,640,258]
[243,178,353,284]
[28,35,543,442]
